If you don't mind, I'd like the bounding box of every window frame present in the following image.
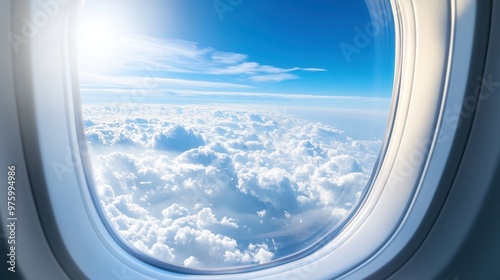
[3,0,491,279]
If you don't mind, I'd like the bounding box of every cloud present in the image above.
[250,73,299,82]
[83,104,381,268]
[79,35,327,95]
[149,125,205,152]
[207,62,326,82]
[80,72,252,91]
[300,68,328,72]
[211,52,248,64]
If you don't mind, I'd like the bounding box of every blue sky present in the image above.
[78,0,395,105]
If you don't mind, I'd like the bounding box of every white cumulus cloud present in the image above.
[83,104,382,269]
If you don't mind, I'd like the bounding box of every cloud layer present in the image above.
[83,104,382,268]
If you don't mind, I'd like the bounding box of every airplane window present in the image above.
[77,0,395,271]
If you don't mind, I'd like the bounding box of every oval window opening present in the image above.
[77,0,395,272]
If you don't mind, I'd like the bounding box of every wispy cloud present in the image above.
[211,51,248,64]
[81,83,391,105]
[208,63,326,77]
[80,72,252,90]
[250,73,299,82]
[79,35,327,89]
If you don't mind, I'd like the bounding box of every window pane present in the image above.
[78,0,395,270]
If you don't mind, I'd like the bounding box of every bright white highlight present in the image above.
[77,16,121,69]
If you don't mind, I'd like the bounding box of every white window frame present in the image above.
[1,0,494,279]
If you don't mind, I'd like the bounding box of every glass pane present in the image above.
[78,0,395,271]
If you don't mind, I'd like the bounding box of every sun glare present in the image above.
[77,17,120,65]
